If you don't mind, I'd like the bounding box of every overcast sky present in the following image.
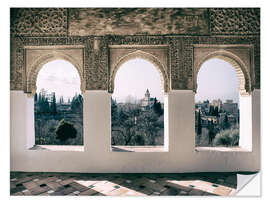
[36,58,239,104]
[36,60,81,102]
[195,58,239,103]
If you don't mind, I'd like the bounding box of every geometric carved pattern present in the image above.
[109,46,170,93]
[10,8,68,36]
[210,8,260,35]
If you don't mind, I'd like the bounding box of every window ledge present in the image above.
[111,146,168,152]
[29,145,84,152]
[195,146,251,152]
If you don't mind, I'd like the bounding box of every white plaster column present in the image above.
[10,91,28,170]
[83,91,111,153]
[239,94,252,150]
[26,96,35,149]
[168,90,195,155]
[251,89,260,166]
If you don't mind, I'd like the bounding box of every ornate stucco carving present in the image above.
[210,8,260,35]
[193,45,254,96]
[109,47,170,93]
[10,8,260,91]
[10,35,260,92]
[181,36,260,90]
[10,8,68,36]
[10,36,104,91]
[25,46,85,97]
[10,8,260,37]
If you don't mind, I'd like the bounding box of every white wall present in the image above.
[10,90,260,173]
[239,95,252,150]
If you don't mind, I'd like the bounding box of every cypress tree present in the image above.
[38,92,42,104]
[51,93,57,115]
[208,120,215,145]
[214,106,219,117]
[153,97,163,116]
[197,110,202,135]
[44,97,50,113]
[224,114,231,129]
[34,93,38,102]
[209,105,215,116]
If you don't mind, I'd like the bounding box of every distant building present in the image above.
[141,89,155,109]
[211,99,222,111]
[222,99,238,116]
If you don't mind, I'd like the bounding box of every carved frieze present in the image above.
[10,8,260,37]
[10,35,260,92]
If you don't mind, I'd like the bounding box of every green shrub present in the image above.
[213,129,239,147]
[55,119,77,144]
[231,129,239,146]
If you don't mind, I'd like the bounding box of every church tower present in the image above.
[141,89,151,108]
[145,89,150,100]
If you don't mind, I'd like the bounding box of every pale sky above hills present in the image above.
[36,58,239,104]
[112,58,164,103]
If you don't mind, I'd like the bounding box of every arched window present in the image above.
[34,60,83,146]
[195,59,240,147]
[111,58,165,148]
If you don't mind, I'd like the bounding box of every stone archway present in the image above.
[194,49,252,96]
[109,49,169,94]
[26,49,85,97]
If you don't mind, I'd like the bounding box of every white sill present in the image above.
[111,146,168,152]
[29,145,84,152]
[195,146,251,152]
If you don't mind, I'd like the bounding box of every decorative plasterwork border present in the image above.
[193,44,254,96]
[10,36,97,91]
[10,36,260,92]
[24,45,85,97]
[108,45,170,93]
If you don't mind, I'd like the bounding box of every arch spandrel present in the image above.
[109,49,170,94]
[193,49,252,96]
[25,51,85,97]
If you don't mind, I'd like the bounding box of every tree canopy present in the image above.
[111,97,164,146]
